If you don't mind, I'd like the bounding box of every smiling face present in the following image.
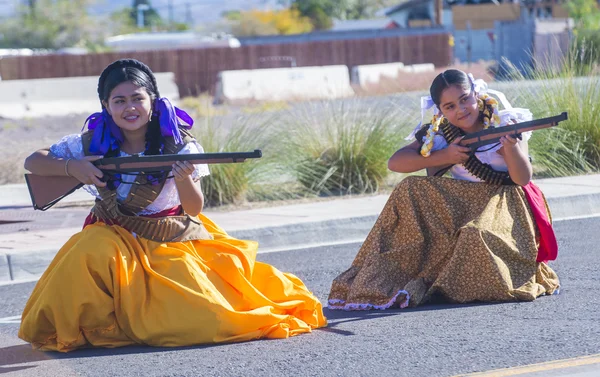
[438,84,482,133]
[102,81,153,134]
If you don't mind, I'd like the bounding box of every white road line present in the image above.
[0,315,21,324]
[259,239,364,254]
[554,213,600,222]
[0,277,40,287]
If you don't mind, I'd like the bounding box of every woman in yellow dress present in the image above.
[328,69,560,310]
[19,58,326,352]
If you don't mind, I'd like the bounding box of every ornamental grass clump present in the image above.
[192,115,272,207]
[501,43,600,176]
[277,100,412,196]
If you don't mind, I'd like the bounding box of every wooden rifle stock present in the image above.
[25,149,262,211]
[430,112,568,177]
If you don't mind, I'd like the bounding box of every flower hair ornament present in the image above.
[406,73,511,158]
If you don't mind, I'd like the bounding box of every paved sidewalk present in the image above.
[0,174,599,283]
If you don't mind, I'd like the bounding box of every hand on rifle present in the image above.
[172,161,195,182]
[68,155,107,188]
[438,137,471,165]
[499,134,519,153]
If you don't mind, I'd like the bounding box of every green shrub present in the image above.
[500,44,600,176]
[191,116,271,207]
[275,101,412,196]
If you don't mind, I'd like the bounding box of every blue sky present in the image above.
[0,0,282,23]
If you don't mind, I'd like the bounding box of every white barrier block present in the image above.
[401,63,435,73]
[0,73,179,119]
[350,62,405,88]
[215,66,355,104]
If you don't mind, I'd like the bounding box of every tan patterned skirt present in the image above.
[328,176,560,310]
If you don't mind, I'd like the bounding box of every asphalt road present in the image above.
[0,217,599,377]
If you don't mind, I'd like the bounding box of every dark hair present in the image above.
[97,59,164,158]
[429,69,471,107]
[98,59,160,104]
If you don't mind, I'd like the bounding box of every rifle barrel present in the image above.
[94,150,262,173]
[461,112,568,150]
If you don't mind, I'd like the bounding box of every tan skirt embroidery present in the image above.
[328,176,560,310]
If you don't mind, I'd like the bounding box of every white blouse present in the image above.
[49,134,210,214]
[429,108,533,182]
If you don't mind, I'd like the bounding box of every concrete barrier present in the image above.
[350,63,435,90]
[215,65,355,104]
[351,62,405,88]
[0,73,179,119]
[402,63,435,73]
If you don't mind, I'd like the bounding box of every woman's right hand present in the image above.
[68,156,107,187]
[436,137,471,165]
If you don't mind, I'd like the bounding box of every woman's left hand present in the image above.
[172,161,195,182]
[499,134,520,152]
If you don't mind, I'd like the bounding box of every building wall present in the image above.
[453,29,496,63]
[386,1,453,28]
[495,13,536,75]
[452,3,522,30]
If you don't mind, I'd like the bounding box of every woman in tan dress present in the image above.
[328,69,560,310]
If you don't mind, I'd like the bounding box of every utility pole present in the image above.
[27,0,36,19]
[185,3,193,28]
[168,0,174,30]
[137,3,150,28]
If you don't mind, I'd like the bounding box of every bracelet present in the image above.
[65,158,72,177]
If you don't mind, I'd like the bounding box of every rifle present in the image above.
[430,112,568,177]
[25,149,263,211]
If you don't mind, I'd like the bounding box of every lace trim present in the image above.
[327,290,410,311]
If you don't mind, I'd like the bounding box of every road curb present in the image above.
[1,192,599,284]
[546,193,600,220]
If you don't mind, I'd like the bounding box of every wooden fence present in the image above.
[0,32,452,97]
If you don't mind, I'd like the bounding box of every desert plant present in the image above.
[179,94,228,118]
[500,44,600,176]
[191,115,273,207]
[275,100,413,196]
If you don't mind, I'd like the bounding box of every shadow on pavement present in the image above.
[318,300,503,336]
[0,341,231,366]
[0,365,37,375]
[322,300,503,320]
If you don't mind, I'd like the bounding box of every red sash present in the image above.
[521,182,558,263]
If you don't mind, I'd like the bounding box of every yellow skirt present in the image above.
[19,214,326,352]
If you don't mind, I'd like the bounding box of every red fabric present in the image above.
[83,205,183,230]
[521,182,558,263]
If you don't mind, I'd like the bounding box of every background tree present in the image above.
[564,0,600,65]
[564,0,600,30]
[289,0,399,29]
[129,0,162,29]
[231,9,313,36]
[0,0,105,49]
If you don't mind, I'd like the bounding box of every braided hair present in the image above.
[97,59,164,158]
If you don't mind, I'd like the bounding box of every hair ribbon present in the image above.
[155,97,194,145]
[405,95,440,141]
